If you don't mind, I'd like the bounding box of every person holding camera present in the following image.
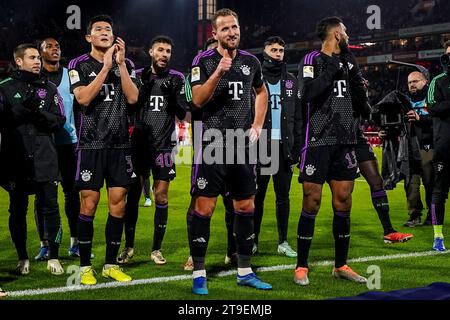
[426,40,450,251]
[0,43,66,276]
[403,71,434,227]
[118,35,187,266]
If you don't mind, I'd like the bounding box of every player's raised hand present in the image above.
[217,51,232,76]
[103,45,116,70]
[115,37,126,66]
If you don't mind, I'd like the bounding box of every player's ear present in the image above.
[212,29,218,41]
[15,57,23,68]
[85,34,92,43]
[148,48,153,59]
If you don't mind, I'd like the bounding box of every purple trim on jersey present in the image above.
[125,58,135,68]
[334,211,350,218]
[431,203,437,225]
[169,69,185,80]
[56,93,65,116]
[304,51,320,65]
[301,210,317,219]
[191,122,203,194]
[192,49,215,66]
[76,114,83,150]
[155,203,168,209]
[68,54,89,69]
[371,190,387,198]
[75,149,82,181]
[135,68,144,77]
[238,49,258,61]
[300,103,311,172]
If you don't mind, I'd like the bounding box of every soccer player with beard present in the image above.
[294,17,367,286]
[117,35,187,265]
[189,8,271,295]
[68,15,138,285]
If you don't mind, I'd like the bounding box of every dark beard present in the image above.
[339,40,349,54]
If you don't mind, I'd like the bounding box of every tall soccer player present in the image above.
[189,8,271,295]
[294,17,368,286]
[69,15,138,285]
[34,38,81,260]
[117,35,187,265]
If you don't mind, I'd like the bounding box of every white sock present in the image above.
[103,264,117,269]
[193,270,206,279]
[237,267,253,277]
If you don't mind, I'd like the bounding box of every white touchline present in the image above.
[5,250,449,297]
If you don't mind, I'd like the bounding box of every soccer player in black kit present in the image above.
[189,8,271,295]
[294,17,367,286]
[68,15,139,285]
[117,36,187,265]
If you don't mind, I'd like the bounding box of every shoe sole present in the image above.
[293,278,309,286]
[332,272,367,284]
[151,256,167,265]
[192,289,208,295]
[383,235,414,244]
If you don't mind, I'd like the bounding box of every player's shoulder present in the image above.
[238,49,260,65]
[302,50,321,66]
[192,49,217,66]
[68,53,91,70]
[169,69,185,81]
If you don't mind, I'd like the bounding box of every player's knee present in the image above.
[154,190,168,204]
[234,199,254,213]
[332,191,352,211]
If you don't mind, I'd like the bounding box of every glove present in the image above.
[22,88,41,112]
[160,78,174,96]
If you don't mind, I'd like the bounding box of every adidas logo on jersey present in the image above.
[89,71,97,77]
[169,169,175,175]
[192,237,206,243]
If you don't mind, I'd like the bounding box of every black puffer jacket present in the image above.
[0,70,65,185]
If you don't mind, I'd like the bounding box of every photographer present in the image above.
[0,43,66,276]
[426,40,450,251]
[403,71,434,227]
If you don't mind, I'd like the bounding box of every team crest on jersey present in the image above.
[305,164,316,176]
[114,68,121,77]
[69,70,80,84]
[81,170,93,182]
[37,88,47,99]
[196,177,208,190]
[191,67,200,82]
[285,80,294,89]
[240,65,251,76]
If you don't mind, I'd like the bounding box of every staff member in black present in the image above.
[253,36,302,257]
[0,43,66,276]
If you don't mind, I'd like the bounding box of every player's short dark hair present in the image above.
[444,40,450,51]
[37,37,59,52]
[203,38,218,51]
[150,35,174,48]
[211,8,238,29]
[87,14,113,34]
[13,43,38,60]
[264,36,285,48]
[316,16,343,41]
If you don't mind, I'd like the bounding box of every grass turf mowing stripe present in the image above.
[6,250,449,298]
